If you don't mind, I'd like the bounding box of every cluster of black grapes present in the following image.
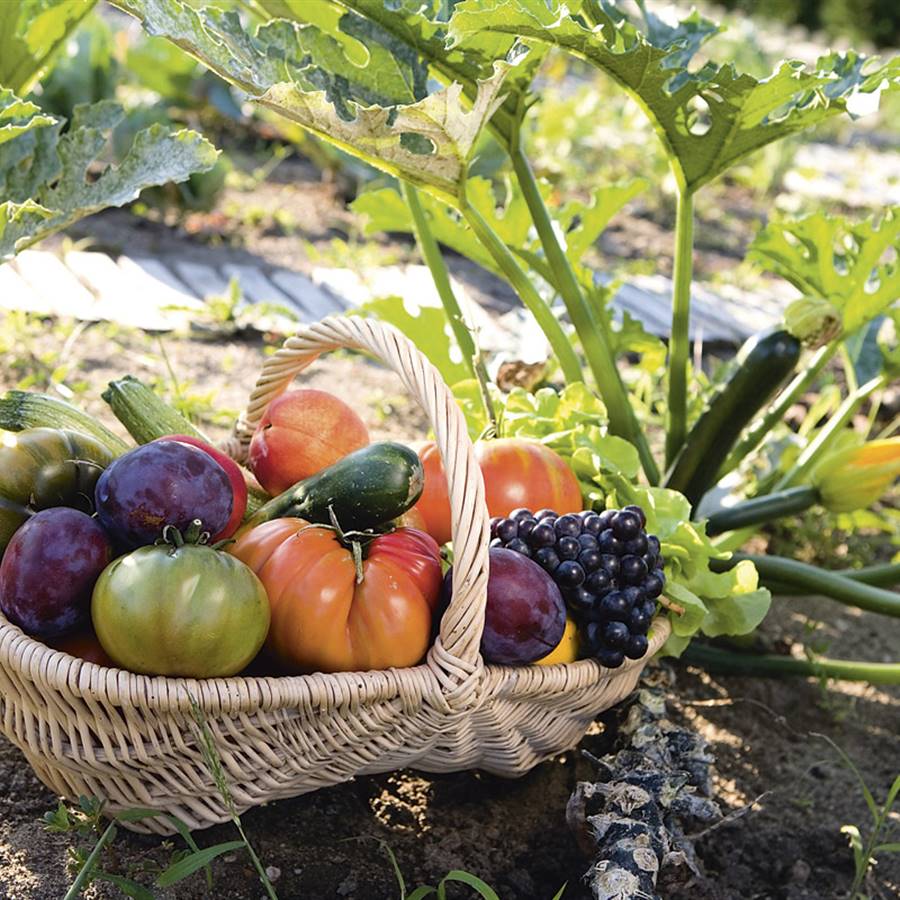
[489,505,665,668]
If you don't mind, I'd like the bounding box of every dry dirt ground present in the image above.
[0,323,897,900]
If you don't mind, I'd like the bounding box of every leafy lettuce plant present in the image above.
[114,0,900,677]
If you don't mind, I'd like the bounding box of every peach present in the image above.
[248,389,370,494]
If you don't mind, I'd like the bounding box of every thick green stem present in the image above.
[63,821,118,900]
[776,374,886,490]
[705,486,820,536]
[508,146,659,484]
[681,642,900,685]
[718,341,836,478]
[459,203,583,384]
[712,553,900,618]
[840,562,900,588]
[401,182,497,431]
[665,189,695,467]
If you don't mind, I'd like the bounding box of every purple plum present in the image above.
[0,508,112,638]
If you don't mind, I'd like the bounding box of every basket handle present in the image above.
[225,316,491,685]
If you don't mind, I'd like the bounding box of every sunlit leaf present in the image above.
[750,208,899,335]
[0,0,98,95]
[449,0,900,191]
[112,0,525,201]
[0,99,218,259]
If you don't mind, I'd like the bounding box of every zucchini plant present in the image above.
[110,0,899,678]
[0,0,217,260]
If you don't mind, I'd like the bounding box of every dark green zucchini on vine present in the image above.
[664,329,801,507]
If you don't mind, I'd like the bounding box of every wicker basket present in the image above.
[0,316,669,834]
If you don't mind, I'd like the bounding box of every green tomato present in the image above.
[92,543,270,677]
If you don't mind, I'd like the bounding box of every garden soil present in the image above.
[0,324,896,900]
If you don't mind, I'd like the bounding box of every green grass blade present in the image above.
[155,840,245,887]
[815,733,880,821]
[438,871,501,900]
[551,884,568,900]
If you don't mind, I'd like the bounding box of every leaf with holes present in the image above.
[111,0,527,202]
[253,0,546,148]
[448,0,900,191]
[0,99,217,259]
[750,208,899,334]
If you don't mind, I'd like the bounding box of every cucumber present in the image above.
[102,375,209,445]
[663,329,801,507]
[0,391,130,454]
[242,442,425,533]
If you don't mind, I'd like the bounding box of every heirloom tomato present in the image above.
[230,519,441,673]
[92,537,269,677]
[411,438,582,545]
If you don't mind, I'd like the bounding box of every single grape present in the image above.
[623,504,647,528]
[490,537,503,548]
[529,522,557,548]
[598,591,629,622]
[642,552,658,571]
[620,555,649,585]
[557,536,580,560]
[621,586,644,608]
[647,535,661,557]
[643,570,665,598]
[555,514,582,538]
[585,569,612,595]
[623,533,648,556]
[510,508,535,523]
[535,509,558,521]
[598,529,624,555]
[490,517,502,539]
[555,560,585,588]
[578,548,602,573]
[584,621,602,651]
[506,538,531,557]
[517,517,538,540]
[577,510,594,521]
[602,621,630,650]
[629,607,651,632]
[625,634,649,660]
[612,510,641,540]
[596,509,615,531]
[496,518,518,543]
[582,513,603,535]
[596,647,625,668]
[599,553,621,578]
[642,598,658,619]
[566,587,595,615]
[577,533,599,553]
[533,547,561,573]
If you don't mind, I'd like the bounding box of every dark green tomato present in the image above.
[91,543,270,677]
[0,428,115,555]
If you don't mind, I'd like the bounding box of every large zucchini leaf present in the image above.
[449,0,900,191]
[112,0,529,202]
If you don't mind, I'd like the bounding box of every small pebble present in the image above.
[223,853,237,863]
[790,859,811,884]
[265,866,281,882]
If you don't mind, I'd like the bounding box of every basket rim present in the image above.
[0,615,670,714]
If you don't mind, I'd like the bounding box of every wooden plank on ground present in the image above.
[12,250,101,320]
[221,263,296,308]
[121,256,202,302]
[0,263,53,315]
[269,268,343,320]
[171,260,231,300]
[65,251,185,331]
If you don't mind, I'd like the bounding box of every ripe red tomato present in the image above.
[410,438,583,544]
[230,519,441,673]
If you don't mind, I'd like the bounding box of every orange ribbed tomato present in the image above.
[411,438,583,544]
[230,518,441,673]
